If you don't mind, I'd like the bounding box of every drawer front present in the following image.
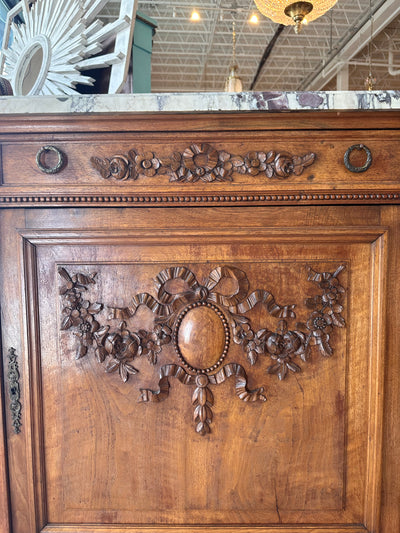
[1,130,400,205]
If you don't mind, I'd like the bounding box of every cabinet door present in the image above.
[1,205,398,533]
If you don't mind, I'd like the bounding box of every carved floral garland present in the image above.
[59,264,345,435]
[90,142,316,183]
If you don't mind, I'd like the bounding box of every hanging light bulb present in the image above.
[249,13,259,24]
[190,9,201,21]
[254,0,338,33]
[225,20,243,92]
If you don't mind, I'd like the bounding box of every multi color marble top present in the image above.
[0,90,399,114]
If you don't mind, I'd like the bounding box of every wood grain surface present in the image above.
[0,110,399,533]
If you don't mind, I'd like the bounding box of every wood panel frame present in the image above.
[2,216,386,533]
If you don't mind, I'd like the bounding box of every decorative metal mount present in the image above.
[59,263,346,435]
[91,142,316,183]
[7,347,22,434]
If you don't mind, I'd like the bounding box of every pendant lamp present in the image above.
[254,1,338,33]
[224,20,243,92]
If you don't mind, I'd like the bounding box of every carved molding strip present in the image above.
[2,192,399,207]
[7,347,22,434]
[59,264,346,435]
[90,142,316,183]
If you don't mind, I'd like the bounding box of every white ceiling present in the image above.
[100,0,400,93]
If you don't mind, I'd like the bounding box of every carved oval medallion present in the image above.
[174,302,229,373]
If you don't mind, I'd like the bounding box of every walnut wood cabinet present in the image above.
[0,110,399,533]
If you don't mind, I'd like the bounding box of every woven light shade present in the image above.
[254,0,337,31]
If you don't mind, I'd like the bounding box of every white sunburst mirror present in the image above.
[0,0,138,95]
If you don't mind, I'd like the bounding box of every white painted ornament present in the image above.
[0,0,138,95]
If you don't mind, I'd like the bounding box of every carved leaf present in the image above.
[292,153,316,176]
[124,362,139,375]
[119,363,138,383]
[196,421,211,435]
[194,404,213,424]
[193,386,213,406]
[286,361,301,373]
[247,350,258,366]
[94,325,110,346]
[95,346,108,363]
[88,302,103,314]
[76,344,87,360]
[267,363,281,375]
[105,360,119,373]
[317,336,333,357]
[73,273,96,286]
[120,364,128,382]
[330,312,345,328]
[230,156,245,168]
[278,364,288,381]
[61,315,73,330]
[219,151,231,162]
[90,156,111,179]
[266,151,275,164]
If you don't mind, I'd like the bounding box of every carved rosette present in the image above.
[91,142,316,183]
[59,263,346,435]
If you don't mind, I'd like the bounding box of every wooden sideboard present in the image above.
[0,110,399,533]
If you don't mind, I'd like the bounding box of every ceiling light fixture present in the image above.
[254,0,338,34]
[365,0,376,90]
[249,13,259,24]
[190,8,201,21]
[224,20,243,92]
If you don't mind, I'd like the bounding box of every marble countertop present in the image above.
[0,90,400,114]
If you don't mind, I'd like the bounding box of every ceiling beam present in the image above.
[303,0,400,90]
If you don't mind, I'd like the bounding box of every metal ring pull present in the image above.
[36,145,66,174]
[344,144,372,173]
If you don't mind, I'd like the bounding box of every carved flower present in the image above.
[59,268,103,359]
[98,327,140,382]
[153,324,172,346]
[212,151,234,181]
[139,329,162,365]
[306,311,334,357]
[182,143,219,182]
[324,304,345,328]
[233,322,267,365]
[266,322,305,380]
[244,329,268,365]
[244,151,267,176]
[58,267,96,296]
[233,322,254,345]
[134,151,161,177]
[78,314,100,342]
[306,311,333,337]
[107,155,132,181]
[168,151,184,172]
[274,153,294,179]
[320,276,345,304]
[61,296,102,359]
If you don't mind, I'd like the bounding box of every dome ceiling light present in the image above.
[254,0,338,33]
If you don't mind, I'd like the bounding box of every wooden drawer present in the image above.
[1,127,400,206]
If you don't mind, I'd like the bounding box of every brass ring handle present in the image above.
[344,144,372,173]
[36,145,66,174]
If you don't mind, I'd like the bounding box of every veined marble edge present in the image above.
[0,90,399,114]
